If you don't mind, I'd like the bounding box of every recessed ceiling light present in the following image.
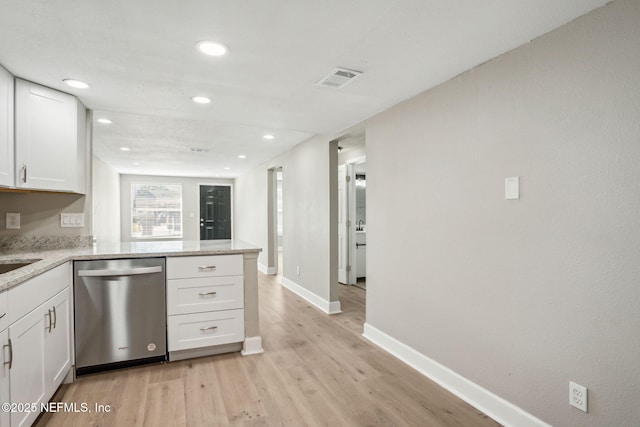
[238,154,246,159]
[97,118,112,124]
[224,167,231,171]
[192,96,211,104]
[63,79,90,89]
[132,162,142,166]
[263,134,275,140]
[120,147,131,151]
[196,41,229,57]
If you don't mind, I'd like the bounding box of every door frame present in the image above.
[197,182,234,240]
[346,156,365,285]
[266,167,283,275]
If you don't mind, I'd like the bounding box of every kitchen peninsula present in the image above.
[0,239,262,426]
[1,239,263,354]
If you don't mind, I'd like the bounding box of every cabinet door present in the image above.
[45,288,71,395]
[8,306,47,427]
[15,79,77,192]
[0,66,13,188]
[0,328,10,427]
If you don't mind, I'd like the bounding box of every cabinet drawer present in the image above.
[167,276,243,315]
[0,291,7,331]
[168,309,244,351]
[167,255,243,279]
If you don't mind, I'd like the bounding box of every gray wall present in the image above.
[120,174,233,242]
[0,191,89,237]
[92,156,120,243]
[235,135,338,304]
[366,1,640,426]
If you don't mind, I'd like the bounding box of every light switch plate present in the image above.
[505,177,520,200]
[60,213,85,228]
[6,213,20,229]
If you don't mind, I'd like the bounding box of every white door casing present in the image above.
[338,164,348,284]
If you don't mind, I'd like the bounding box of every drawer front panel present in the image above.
[167,255,243,279]
[167,276,244,315]
[168,309,244,351]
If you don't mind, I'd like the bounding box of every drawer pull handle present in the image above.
[46,310,52,333]
[0,313,6,319]
[198,265,217,272]
[198,291,217,297]
[52,305,57,329]
[4,339,12,369]
[200,326,218,331]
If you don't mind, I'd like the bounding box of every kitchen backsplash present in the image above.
[0,235,94,253]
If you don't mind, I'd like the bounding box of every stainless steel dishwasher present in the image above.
[74,257,166,375]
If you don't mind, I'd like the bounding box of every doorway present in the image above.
[333,130,366,325]
[266,167,283,275]
[336,131,366,288]
[199,185,232,239]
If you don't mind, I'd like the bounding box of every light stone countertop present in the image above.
[0,240,261,292]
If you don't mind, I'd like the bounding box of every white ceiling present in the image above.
[0,0,610,178]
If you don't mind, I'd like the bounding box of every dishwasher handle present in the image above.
[77,266,163,277]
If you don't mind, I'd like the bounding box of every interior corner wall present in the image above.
[234,135,335,304]
[92,156,120,243]
[365,1,640,426]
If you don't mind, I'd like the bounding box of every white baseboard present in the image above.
[241,336,264,356]
[281,277,342,314]
[258,263,277,275]
[362,323,551,427]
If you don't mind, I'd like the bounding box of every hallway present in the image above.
[37,272,499,426]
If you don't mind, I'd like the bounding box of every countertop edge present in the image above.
[0,245,262,292]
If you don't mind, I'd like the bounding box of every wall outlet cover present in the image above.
[60,213,85,228]
[570,381,588,412]
[6,213,20,229]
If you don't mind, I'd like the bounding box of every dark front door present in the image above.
[200,185,231,239]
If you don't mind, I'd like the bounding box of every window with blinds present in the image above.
[131,183,183,238]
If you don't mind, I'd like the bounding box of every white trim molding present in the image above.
[258,263,277,275]
[241,336,264,356]
[281,277,342,315]
[362,323,551,427]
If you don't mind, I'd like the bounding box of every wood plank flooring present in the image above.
[35,271,501,426]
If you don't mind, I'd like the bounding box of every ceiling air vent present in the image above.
[315,67,363,88]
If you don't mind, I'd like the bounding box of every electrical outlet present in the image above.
[569,381,588,412]
[6,213,20,229]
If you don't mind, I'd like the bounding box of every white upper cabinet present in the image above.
[14,79,87,193]
[0,65,14,187]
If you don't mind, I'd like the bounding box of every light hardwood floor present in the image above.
[36,271,501,427]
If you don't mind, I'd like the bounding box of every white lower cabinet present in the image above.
[3,263,72,427]
[166,255,245,359]
[44,289,71,397]
[0,328,10,427]
[8,305,47,427]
